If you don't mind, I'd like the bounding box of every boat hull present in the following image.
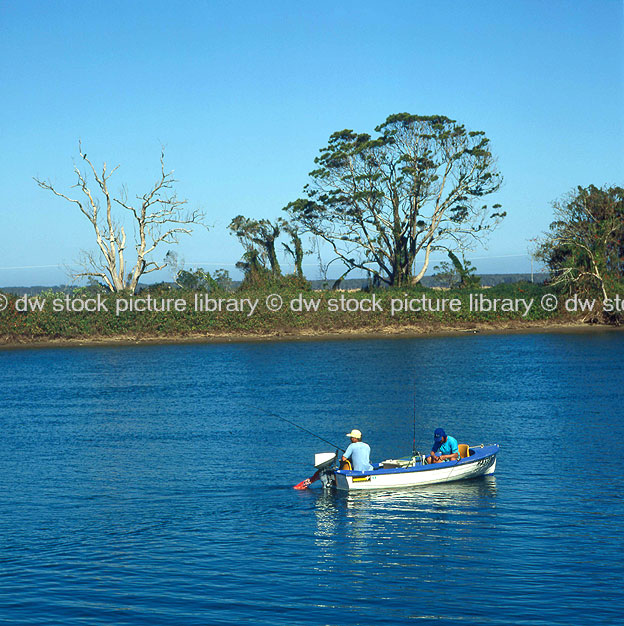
[332,445,498,491]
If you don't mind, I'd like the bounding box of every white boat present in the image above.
[298,444,499,491]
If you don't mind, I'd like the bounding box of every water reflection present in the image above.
[343,475,498,509]
[312,477,499,572]
[314,476,497,516]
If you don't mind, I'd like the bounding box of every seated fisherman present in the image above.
[341,429,373,471]
[427,428,459,464]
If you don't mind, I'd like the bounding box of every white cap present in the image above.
[346,429,362,439]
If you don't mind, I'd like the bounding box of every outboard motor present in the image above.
[314,451,338,489]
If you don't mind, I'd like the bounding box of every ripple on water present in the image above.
[0,334,623,625]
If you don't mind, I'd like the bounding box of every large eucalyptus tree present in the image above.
[286,113,505,286]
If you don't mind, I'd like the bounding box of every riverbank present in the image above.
[1,319,621,351]
[2,283,621,350]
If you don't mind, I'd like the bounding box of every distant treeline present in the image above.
[1,273,550,297]
[310,273,550,290]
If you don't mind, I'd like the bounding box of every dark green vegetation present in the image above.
[228,216,305,284]
[0,282,571,344]
[536,185,623,323]
[432,251,481,289]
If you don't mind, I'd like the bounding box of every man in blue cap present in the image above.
[427,428,459,464]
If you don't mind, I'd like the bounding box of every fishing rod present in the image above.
[409,382,425,465]
[412,389,417,458]
[244,403,345,452]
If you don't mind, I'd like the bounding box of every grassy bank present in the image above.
[1,281,601,346]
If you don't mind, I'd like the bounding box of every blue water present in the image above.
[1,332,623,625]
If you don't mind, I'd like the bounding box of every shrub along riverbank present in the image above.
[0,282,620,345]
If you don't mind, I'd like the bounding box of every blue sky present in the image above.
[1,0,622,286]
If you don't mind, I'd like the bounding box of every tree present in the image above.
[228,215,308,282]
[286,113,504,286]
[449,251,480,288]
[537,185,624,303]
[213,269,233,291]
[35,144,204,294]
[175,268,217,291]
[433,252,480,289]
[164,251,231,292]
[229,216,282,275]
[281,220,305,278]
[235,248,270,287]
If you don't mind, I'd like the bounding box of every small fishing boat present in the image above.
[295,444,499,491]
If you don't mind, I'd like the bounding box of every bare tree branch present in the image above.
[35,144,206,293]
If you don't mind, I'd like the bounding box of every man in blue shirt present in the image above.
[427,428,459,464]
[341,429,373,471]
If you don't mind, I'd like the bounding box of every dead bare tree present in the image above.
[35,144,205,293]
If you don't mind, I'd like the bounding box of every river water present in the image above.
[0,331,622,625]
